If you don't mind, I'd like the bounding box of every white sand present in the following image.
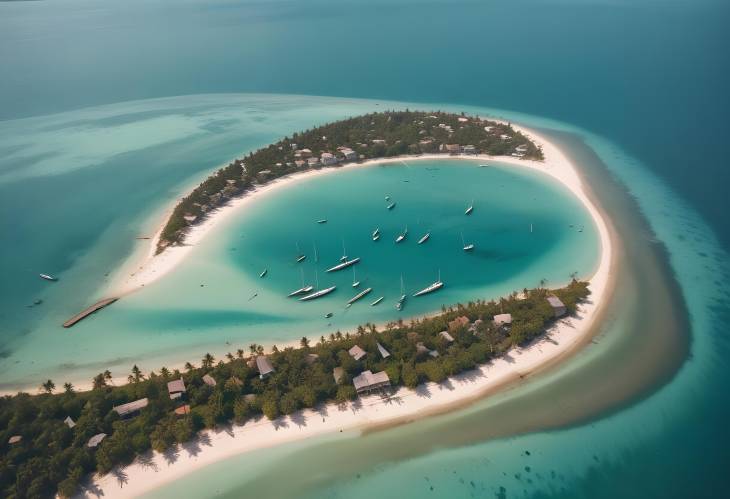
[87,124,614,498]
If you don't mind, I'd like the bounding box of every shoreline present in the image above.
[85,123,615,497]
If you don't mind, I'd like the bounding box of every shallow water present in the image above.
[0,145,598,388]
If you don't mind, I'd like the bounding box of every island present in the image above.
[0,281,588,498]
[157,111,543,253]
[3,111,612,498]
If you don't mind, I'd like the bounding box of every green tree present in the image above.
[40,379,55,393]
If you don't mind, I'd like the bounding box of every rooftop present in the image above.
[348,345,367,361]
[256,355,275,377]
[167,378,186,395]
[202,374,217,387]
[352,370,391,393]
[87,433,107,448]
[113,398,149,417]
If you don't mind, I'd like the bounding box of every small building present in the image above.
[333,366,345,385]
[348,345,367,361]
[174,405,191,416]
[64,416,76,428]
[462,145,477,155]
[307,157,320,167]
[183,214,197,224]
[484,126,494,132]
[299,148,312,158]
[295,159,307,168]
[493,313,513,327]
[439,330,455,343]
[515,144,528,153]
[500,134,512,141]
[415,342,430,356]
[468,318,484,333]
[339,147,358,160]
[87,433,107,448]
[320,152,338,166]
[445,144,461,154]
[352,370,391,394]
[376,342,390,359]
[113,398,149,418]
[8,435,22,445]
[167,378,186,400]
[202,374,217,387]
[458,116,469,123]
[547,295,567,317]
[256,355,275,379]
[448,315,470,332]
[372,139,386,145]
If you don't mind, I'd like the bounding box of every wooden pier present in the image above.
[63,298,118,328]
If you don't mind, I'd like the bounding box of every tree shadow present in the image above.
[315,403,329,419]
[163,445,180,465]
[111,468,129,488]
[136,453,158,472]
[438,378,456,391]
[272,417,289,431]
[290,411,307,428]
[415,383,432,398]
[80,479,104,498]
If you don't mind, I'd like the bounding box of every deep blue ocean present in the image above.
[1,0,729,497]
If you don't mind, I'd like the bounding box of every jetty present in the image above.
[63,298,118,328]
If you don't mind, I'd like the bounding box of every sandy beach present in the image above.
[84,123,615,498]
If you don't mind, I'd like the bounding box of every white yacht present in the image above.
[347,287,372,305]
[413,270,444,297]
[288,269,313,297]
[395,225,408,243]
[418,231,431,244]
[461,232,475,251]
[371,296,384,306]
[387,202,396,210]
[352,267,360,287]
[39,273,57,281]
[465,200,474,215]
[326,257,360,273]
[299,286,336,301]
[259,269,268,278]
[396,275,406,311]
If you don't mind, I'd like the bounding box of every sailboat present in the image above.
[347,287,372,305]
[465,200,474,215]
[396,274,406,311]
[288,268,314,297]
[39,273,57,281]
[340,240,348,262]
[418,231,431,244]
[395,225,408,243]
[313,242,319,263]
[352,267,360,287]
[387,201,396,210]
[461,232,475,251]
[317,218,327,224]
[259,268,268,278]
[300,270,336,301]
[372,227,380,241]
[371,296,384,306]
[295,242,306,262]
[413,270,444,297]
[326,257,360,273]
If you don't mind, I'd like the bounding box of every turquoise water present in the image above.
[0,144,598,387]
[1,0,729,497]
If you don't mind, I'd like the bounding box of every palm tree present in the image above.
[256,345,264,355]
[63,382,74,394]
[92,373,106,390]
[131,365,144,383]
[226,352,234,362]
[160,367,171,379]
[249,344,258,355]
[300,336,310,349]
[103,370,113,385]
[236,349,244,359]
[201,353,215,369]
[40,379,55,394]
[184,362,195,373]
[539,278,547,289]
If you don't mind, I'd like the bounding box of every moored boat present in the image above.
[347,287,372,305]
[387,202,396,210]
[300,286,336,301]
[259,269,268,278]
[325,257,360,273]
[461,232,475,251]
[39,273,57,281]
[413,270,444,297]
[465,200,474,215]
[317,219,327,224]
[395,225,408,243]
[417,231,430,244]
[371,296,384,306]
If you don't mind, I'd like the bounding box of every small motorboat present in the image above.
[39,273,57,281]
[259,269,268,278]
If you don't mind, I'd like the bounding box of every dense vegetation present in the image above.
[158,110,543,252]
[0,281,586,498]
